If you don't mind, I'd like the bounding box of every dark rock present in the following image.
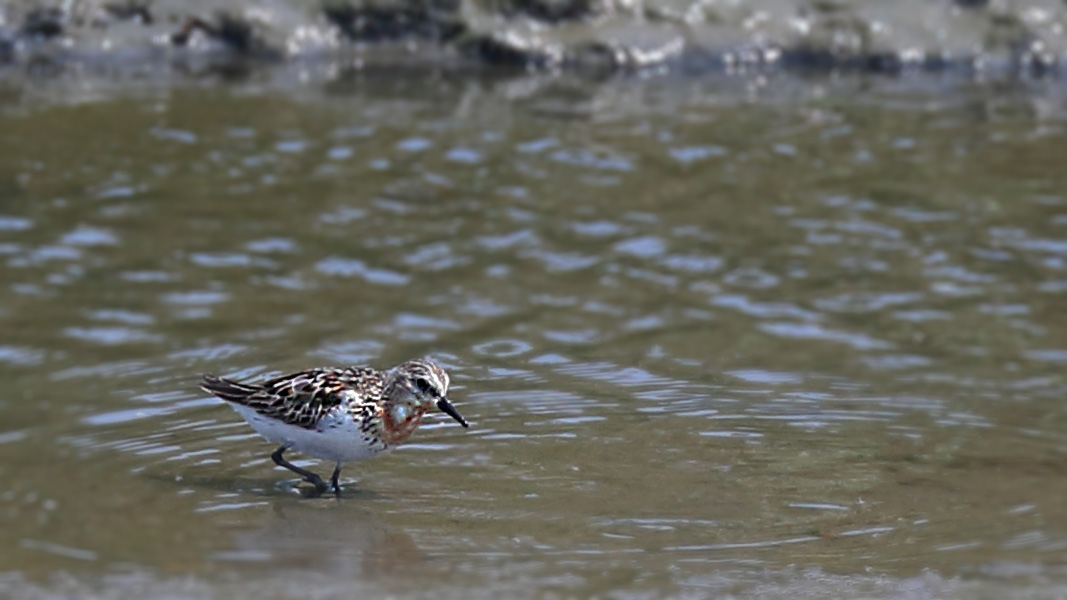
[779,45,907,74]
[323,1,465,42]
[460,35,532,66]
[0,30,13,64]
[20,7,65,39]
[170,13,279,58]
[103,1,154,25]
[457,33,561,68]
[494,0,598,23]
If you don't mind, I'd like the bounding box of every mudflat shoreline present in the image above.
[2,0,1065,75]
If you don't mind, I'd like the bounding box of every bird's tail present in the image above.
[200,375,261,403]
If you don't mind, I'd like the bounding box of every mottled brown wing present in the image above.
[221,367,384,430]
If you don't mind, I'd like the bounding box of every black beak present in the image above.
[436,397,469,428]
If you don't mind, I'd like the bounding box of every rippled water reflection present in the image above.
[1,74,1066,598]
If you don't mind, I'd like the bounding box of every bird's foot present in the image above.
[305,474,329,495]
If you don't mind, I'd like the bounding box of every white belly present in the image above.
[229,404,387,463]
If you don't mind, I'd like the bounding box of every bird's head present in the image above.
[384,358,468,428]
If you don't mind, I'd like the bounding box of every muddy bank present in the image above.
[1,0,1066,74]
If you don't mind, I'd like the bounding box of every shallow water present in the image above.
[1,71,1066,599]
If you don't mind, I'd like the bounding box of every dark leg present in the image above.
[271,446,328,493]
[330,461,343,495]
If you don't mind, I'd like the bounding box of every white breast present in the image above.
[229,404,388,463]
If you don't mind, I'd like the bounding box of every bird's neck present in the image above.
[379,394,425,446]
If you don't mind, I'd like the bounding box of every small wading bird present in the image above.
[199,358,469,494]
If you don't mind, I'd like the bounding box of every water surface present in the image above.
[0,72,1066,598]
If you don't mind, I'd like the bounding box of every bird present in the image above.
[199,358,469,494]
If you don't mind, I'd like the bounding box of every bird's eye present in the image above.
[415,378,434,395]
